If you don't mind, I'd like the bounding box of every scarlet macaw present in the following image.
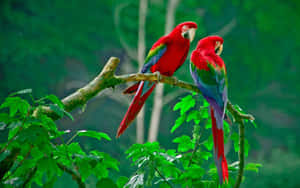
[117,21,197,137]
[190,36,229,184]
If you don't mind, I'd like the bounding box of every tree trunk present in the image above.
[148,0,180,142]
[136,0,148,144]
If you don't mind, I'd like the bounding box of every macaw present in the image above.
[190,36,229,184]
[117,21,198,138]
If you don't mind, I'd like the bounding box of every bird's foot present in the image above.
[154,71,162,82]
[173,77,178,85]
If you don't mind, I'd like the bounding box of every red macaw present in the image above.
[117,21,198,138]
[190,36,229,184]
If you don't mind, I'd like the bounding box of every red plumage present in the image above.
[117,21,197,138]
[190,36,229,184]
[211,107,228,182]
[117,81,155,137]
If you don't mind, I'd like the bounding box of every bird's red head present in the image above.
[170,21,198,42]
[196,36,224,55]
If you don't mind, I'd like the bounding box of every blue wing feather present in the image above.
[190,62,227,121]
[141,45,167,73]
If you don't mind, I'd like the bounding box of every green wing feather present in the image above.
[141,43,167,73]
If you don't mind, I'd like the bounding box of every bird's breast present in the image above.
[151,43,189,76]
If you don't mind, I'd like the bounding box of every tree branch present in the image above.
[228,101,252,188]
[233,119,245,188]
[34,56,254,188]
[154,167,173,188]
[36,57,255,121]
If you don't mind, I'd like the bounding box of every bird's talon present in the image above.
[173,77,178,85]
[154,71,161,82]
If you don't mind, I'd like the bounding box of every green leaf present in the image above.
[200,151,212,160]
[8,121,22,139]
[223,120,230,137]
[48,104,73,120]
[78,130,111,141]
[0,97,30,117]
[202,100,210,107]
[173,95,196,115]
[44,94,64,109]
[186,110,201,124]
[180,165,205,179]
[204,119,212,129]
[49,104,64,117]
[159,182,171,188]
[203,135,214,151]
[245,163,262,173]
[68,142,86,156]
[250,120,257,128]
[90,150,119,171]
[173,135,194,152]
[9,89,32,96]
[117,176,129,188]
[0,113,10,124]
[97,178,118,188]
[170,114,186,133]
[76,159,92,181]
[64,111,74,121]
[231,133,239,152]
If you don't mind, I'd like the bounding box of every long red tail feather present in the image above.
[210,106,229,184]
[123,82,140,95]
[117,81,156,137]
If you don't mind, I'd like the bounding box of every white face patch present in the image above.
[181,25,196,42]
[182,25,188,33]
[215,41,223,55]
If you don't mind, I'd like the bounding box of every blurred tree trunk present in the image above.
[136,0,148,144]
[148,0,180,142]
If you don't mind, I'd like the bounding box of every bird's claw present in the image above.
[173,77,178,85]
[154,71,162,82]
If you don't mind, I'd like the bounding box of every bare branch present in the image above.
[35,57,254,122]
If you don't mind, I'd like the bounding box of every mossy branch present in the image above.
[34,57,254,187]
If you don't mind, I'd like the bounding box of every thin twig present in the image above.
[57,163,85,188]
[22,167,37,187]
[188,127,202,167]
[233,116,245,188]
[154,167,173,188]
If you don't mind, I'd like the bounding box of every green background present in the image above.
[0,0,299,187]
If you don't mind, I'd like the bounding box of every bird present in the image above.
[117,21,198,138]
[190,36,229,184]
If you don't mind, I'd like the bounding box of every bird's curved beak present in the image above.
[182,28,196,42]
[215,42,223,55]
[188,28,196,42]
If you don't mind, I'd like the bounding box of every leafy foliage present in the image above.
[125,93,261,187]
[0,90,260,187]
[0,90,119,187]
